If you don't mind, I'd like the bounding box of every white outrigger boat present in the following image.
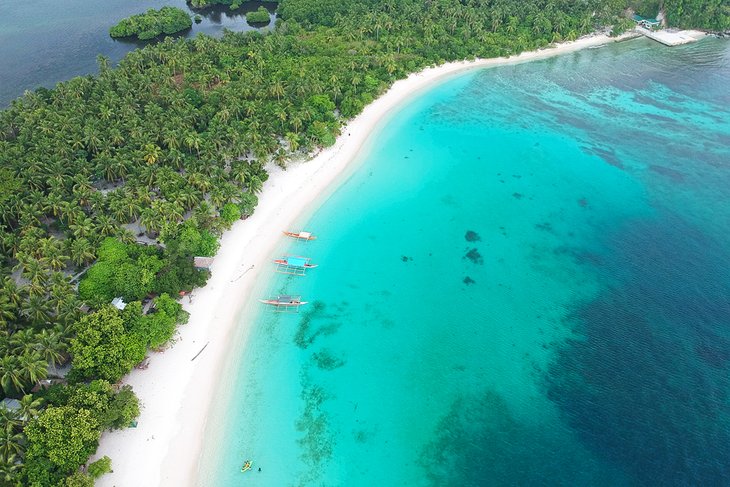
[282,230,317,241]
[259,295,308,312]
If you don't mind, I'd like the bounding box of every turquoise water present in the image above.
[200,37,730,486]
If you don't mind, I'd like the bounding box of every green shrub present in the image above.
[238,192,259,218]
[219,203,241,227]
[107,386,140,429]
[246,7,271,24]
[69,307,146,383]
[87,456,112,479]
[64,472,94,487]
[25,406,101,482]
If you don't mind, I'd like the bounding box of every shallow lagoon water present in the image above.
[200,37,730,486]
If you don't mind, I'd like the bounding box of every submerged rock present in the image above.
[464,248,483,265]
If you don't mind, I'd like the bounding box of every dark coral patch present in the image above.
[465,230,481,242]
[578,197,588,207]
[463,276,476,285]
[464,248,483,265]
[650,164,685,182]
[581,145,625,170]
[312,349,345,371]
[512,192,523,199]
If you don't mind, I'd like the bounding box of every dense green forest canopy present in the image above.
[109,7,193,41]
[663,0,730,30]
[629,0,729,29]
[0,0,725,484]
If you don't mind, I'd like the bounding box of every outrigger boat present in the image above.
[241,460,253,473]
[259,295,308,312]
[283,230,317,241]
[273,256,318,276]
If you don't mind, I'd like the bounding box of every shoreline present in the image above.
[92,31,637,487]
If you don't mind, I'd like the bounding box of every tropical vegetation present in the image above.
[662,0,730,30]
[0,0,725,484]
[189,0,278,10]
[246,6,272,24]
[629,0,729,29]
[109,7,193,40]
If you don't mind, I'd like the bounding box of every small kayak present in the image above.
[241,460,253,473]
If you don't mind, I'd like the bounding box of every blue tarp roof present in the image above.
[633,14,659,23]
[286,257,308,267]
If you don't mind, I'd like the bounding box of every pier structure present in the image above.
[635,26,706,46]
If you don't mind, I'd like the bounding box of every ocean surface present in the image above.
[0,0,275,107]
[200,37,730,486]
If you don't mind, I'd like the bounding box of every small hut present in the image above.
[0,398,20,411]
[632,14,661,29]
[194,256,214,269]
[111,297,127,310]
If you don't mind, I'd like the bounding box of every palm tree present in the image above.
[162,131,181,151]
[270,81,285,102]
[0,425,23,463]
[17,394,43,422]
[285,132,300,153]
[143,143,162,165]
[0,408,21,432]
[18,352,47,391]
[1,279,21,309]
[15,256,47,288]
[184,133,202,156]
[122,197,142,223]
[139,209,162,237]
[43,193,65,219]
[0,357,23,396]
[39,239,68,272]
[95,214,117,237]
[20,294,50,327]
[0,295,16,331]
[0,453,22,482]
[33,330,66,372]
[244,174,263,195]
[69,238,96,267]
[8,330,35,357]
[187,173,212,193]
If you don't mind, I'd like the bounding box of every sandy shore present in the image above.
[92,32,635,487]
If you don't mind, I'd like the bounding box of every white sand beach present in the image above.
[92,32,636,487]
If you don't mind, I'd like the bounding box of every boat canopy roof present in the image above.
[286,257,308,267]
[299,232,311,238]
